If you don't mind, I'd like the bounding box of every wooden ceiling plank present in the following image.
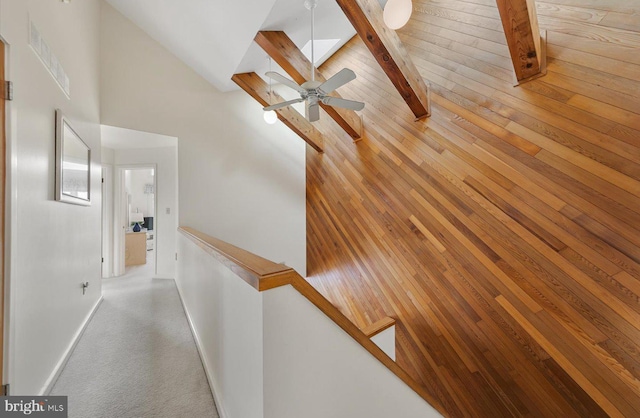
[334,0,431,120]
[495,0,545,82]
[255,31,364,140]
[231,72,324,153]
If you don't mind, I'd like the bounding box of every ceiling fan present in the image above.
[263,0,365,122]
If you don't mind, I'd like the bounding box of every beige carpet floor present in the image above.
[50,255,219,418]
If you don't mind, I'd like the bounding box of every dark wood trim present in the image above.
[362,316,396,338]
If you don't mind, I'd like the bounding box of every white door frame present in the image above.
[2,35,15,394]
[114,164,158,276]
[101,165,114,278]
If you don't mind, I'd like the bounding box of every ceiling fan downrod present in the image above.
[262,0,364,122]
[305,0,318,82]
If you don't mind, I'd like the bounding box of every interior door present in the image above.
[0,39,7,390]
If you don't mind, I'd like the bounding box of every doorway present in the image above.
[101,125,178,280]
[114,165,157,276]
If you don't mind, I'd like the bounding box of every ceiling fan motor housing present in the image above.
[261,0,364,122]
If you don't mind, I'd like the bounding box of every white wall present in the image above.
[101,165,114,278]
[177,232,442,418]
[114,146,178,278]
[177,233,264,418]
[371,326,396,361]
[101,146,115,165]
[127,169,154,217]
[101,148,115,277]
[263,286,440,418]
[0,0,102,394]
[99,1,307,275]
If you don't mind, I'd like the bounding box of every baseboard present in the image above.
[41,296,104,395]
[174,279,228,418]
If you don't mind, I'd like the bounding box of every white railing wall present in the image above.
[371,325,396,361]
[176,228,443,418]
[177,231,264,418]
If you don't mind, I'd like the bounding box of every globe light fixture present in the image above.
[263,109,278,124]
[383,0,413,30]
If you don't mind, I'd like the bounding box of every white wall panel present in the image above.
[100,2,306,276]
[0,0,102,395]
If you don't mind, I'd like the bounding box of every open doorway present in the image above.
[122,166,156,273]
[101,126,178,280]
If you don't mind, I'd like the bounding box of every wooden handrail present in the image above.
[362,317,396,338]
[179,227,296,291]
[178,226,446,416]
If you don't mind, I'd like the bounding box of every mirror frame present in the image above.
[55,109,91,206]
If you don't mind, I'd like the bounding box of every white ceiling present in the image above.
[104,0,380,92]
[101,125,178,149]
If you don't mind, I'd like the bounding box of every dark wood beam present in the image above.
[254,31,363,140]
[334,0,430,120]
[232,72,324,153]
[495,0,544,82]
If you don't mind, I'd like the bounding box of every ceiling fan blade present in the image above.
[321,96,365,111]
[265,71,306,94]
[306,102,320,122]
[318,68,356,94]
[263,98,305,111]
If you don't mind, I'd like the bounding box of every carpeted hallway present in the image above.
[50,257,219,418]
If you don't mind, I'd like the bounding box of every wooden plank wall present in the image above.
[306,0,640,416]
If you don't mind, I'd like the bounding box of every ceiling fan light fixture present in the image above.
[383,0,413,30]
[260,0,364,123]
[263,110,278,124]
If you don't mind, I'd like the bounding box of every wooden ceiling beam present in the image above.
[231,72,324,153]
[334,0,430,120]
[254,31,363,140]
[495,0,544,82]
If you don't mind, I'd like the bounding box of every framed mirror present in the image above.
[55,109,91,205]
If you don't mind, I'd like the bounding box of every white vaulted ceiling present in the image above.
[105,0,372,92]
